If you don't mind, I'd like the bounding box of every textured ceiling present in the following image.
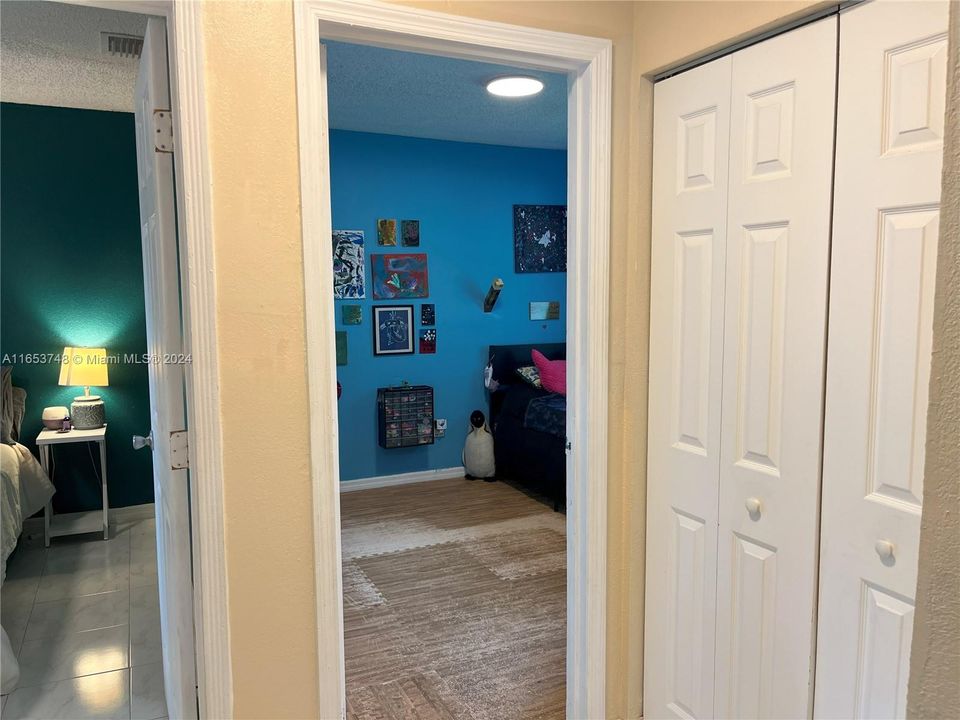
[326,41,567,150]
[0,1,146,113]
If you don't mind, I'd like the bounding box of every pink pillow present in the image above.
[532,349,566,395]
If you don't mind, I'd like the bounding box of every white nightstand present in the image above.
[36,425,109,546]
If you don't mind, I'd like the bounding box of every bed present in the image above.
[1,367,55,693]
[487,344,566,511]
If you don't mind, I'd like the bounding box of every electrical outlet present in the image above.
[434,418,447,437]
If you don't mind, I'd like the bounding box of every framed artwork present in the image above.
[335,331,348,366]
[371,253,430,299]
[377,218,397,246]
[513,204,567,273]
[529,301,561,320]
[341,305,362,325]
[419,329,436,354]
[401,219,420,247]
[332,230,365,298]
[373,305,415,355]
[420,303,435,326]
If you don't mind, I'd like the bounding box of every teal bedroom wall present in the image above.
[1,102,154,512]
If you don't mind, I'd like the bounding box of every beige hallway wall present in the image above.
[192,2,886,719]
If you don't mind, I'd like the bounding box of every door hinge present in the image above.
[170,430,189,469]
[154,109,174,153]
[565,440,572,453]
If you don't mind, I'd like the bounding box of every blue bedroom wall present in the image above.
[0,102,154,511]
[331,130,566,482]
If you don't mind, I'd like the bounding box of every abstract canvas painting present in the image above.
[378,218,398,246]
[342,305,362,325]
[401,219,420,247]
[420,303,435,326]
[332,230,365,298]
[529,301,561,321]
[419,329,436,354]
[335,331,348,366]
[371,253,430,299]
[373,305,414,355]
[514,204,567,273]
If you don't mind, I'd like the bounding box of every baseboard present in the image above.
[340,466,465,493]
[22,502,156,536]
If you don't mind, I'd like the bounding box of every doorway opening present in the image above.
[327,39,569,718]
[294,3,612,718]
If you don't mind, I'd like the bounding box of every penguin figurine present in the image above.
[463,410,496,481]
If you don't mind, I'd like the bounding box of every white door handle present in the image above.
[132,433,153,450]
[745,497,762,515]
[875,539,895,560]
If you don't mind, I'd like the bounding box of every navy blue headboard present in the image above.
[488,343,566,386]
[487,343,566,425]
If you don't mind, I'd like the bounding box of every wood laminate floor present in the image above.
[341,478,566,720]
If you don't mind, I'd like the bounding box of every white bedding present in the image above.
[1,442,55,583]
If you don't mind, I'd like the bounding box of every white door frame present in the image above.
[293,2,612,718]
[56,2,231,718]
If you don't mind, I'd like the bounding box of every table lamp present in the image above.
[58,347,109,429]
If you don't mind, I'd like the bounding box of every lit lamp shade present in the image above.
[59,347,109,429]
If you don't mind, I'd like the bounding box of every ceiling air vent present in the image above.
[100,32,144,59]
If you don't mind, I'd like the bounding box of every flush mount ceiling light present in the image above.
[486,76,544,98]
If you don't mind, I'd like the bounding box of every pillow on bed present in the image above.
[515,365,542,388]
[532,349,566,395]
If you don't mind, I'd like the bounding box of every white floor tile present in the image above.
[129,560,158,590]
[17,624,129,687]
[36,565,128,603]
[4,548,47,581]
[24,590,129,642]
[1,575,41,607]
[0,600,33,656]
[130,664,166,720]
[129,622,161,669]
[44,537,130,576]
[1,668,130,720]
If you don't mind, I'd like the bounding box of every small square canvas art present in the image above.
[401,220,420,247]
[373,305,415,355]
[332,230,365,299]
[371,253,430,299]
[335,331,348,366]
[420,304,435,326]
[341,305,362,325]
[377,218,397,246]
[529,301,561,321]
[514,204,567,273]
[419,329,436,354]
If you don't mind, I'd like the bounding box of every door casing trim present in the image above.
[293,1,612,717]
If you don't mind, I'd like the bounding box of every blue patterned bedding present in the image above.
[523,393,566,439]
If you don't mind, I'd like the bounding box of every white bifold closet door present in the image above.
[713,18,836,720]
[644,55,731,720]
[814,2,950,718]
[645,16,837,720]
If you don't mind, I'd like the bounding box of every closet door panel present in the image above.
[814,2,948,718]
[645,57,732,720]
[714,18,837,719]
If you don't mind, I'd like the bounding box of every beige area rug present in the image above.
[340,478,566,720]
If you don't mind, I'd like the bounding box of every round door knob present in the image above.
[875,539,895,560]
[132,433,153,450]
[745,497,762,515]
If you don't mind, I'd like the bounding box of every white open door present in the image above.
[133,17,199,720]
